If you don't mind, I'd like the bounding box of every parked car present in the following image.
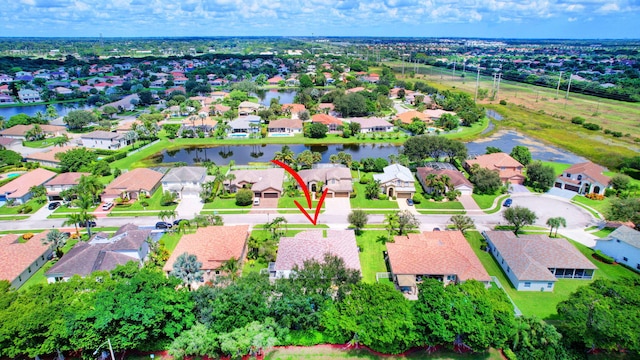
[48,201,61,210]
[155,221,173,230]
[433,227,441,231]
[102,202,114,211]
[173,219,187,226]
[253,198,260,206]
[503,198,513,207]
[406,198,414,206]
[80,220,96,228]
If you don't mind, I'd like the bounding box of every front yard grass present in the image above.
[591,227,615,238]
[109,188,178,214]
[22,137,66,148]
[471,192,505,210]
[571,195,611,215]
[355,230,390,283]
[0,198,46,215]
[278,196,326,210]
[350,183,399,209]
[465,231,640,320]
[415,200,464,210]
[202,197,251,210]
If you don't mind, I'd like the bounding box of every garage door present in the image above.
[564,184,580,192]
[334,192,349,198]
[554,182,562,188]
[396,192,411,199]
[263,192,279,198]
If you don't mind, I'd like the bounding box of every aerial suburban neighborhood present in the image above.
[0,36,638,360]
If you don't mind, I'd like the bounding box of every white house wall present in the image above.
[595,240,640,272]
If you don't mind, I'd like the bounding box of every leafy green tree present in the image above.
[160,190,177,206]
[171,253,204,291]
[25,124,44,141]
[295,149,322,169]
[450,214,475,234]
[348,121,361,135]
[29,185,47,203]
[470,165,502,195]
[56,148,97,172]
[91,159,111,176]
[503,206,538,234]
[52,134,70,147]
[168,323,219,360]
[218,319,279,358]
[335,93,368,117]
[298,74,314,89]
[508,316,567,360]
[348,210,368,234]
[510,145,532,166]
[606,197,640,226]
[63,110,96,130]
[486,146,503,154]
[0,149,22,166]
[365,179,381,200]
[609,174,631,193]
[305,122,328,139]
[273,145,295,166]
[525,161,556,192]
[323,283,415,354]
[77,175,104,205]
[102,105,118,119]
[397,210,420,235]
[236,188,254,206]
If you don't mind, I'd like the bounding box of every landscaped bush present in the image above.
[378,193,389,201]
[604,188,617,197]
[359,174,372,184]
[571,116,585,124]
[22,233,34,240]
[499,100,507,105]
[18,205,33,214]
[412,193,423,204]
[585,193,605,200]
[139,201,149,207]
[594,250,615,264]
[582,123,601,131]
[235,189,253,206]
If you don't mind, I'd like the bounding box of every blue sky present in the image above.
[2,0,639,39]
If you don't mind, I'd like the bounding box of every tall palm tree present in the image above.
[554,217,567,237]
[77,176,104,205]
[273,145,295,166]
[62,213,83,237]
[79,210,97,237]
[219,257,240,283]
[159,209,177,222]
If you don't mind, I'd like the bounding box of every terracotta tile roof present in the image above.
[44,172,90,186]
[311,113,342,126]
[395,110,429,124]
[318,103,335,110]
[465,153,523,170]
[559,161,610,186]
[230,168,285,193]
[387,231,490,282]
[282,103,306,114]
[298,166,353,193]
[24,145,78,164]
[423,109,456,119]
[213,104,231,113]
[0,168,57,200]
[416,167,473,190]
[103,168,163,196]
[484,231,596,282]
[181,117,218,128]
[348,117,393,129]
[346,86,366,93]
[275,230,361,272]
[0,124,66,137]
[163,225,249,272]
[267,118,303,130]
[0,232,51,284]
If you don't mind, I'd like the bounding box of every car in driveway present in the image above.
[155,221,173,230]
[173,219,188,226]
[80,220,96,228]
[102,202,114,211]
[406,198,414,206]
[503,198,513,207]
[48,201,61,210]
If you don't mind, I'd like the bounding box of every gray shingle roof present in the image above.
[373,164,414,183]
[162,166,207,183]
[598,225,640,249]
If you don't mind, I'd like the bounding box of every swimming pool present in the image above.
[229,133,248,138]
[269,133,293,137]
[7,173,19,179]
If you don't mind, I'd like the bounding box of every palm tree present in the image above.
[42,229,69,258]
[62,212,83,237]
[171,252,203,291]
[175,219,191,234]
[273,145,295,166]
[159,209,177,222]
[77,176,104,205]
[79,210,97,237]
[219,257,240,283]
[554,217,566,237]
[72,194,94,211]
[546,217,559,236]
[223,173,236,196]
[52,134,70,147]
[198,112,207,127]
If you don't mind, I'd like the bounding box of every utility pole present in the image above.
[555,71,563,99]
[496,72,502,98]
[564,73,573,108]
[474,66,480,103]
[452,61,456,79]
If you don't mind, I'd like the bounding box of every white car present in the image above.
[253,198,260,206]
[102,202,114,211]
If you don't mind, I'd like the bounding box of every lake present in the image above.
[251,89,297,106]
[0,102,93,119]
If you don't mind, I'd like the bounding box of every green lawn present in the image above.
[350,183,399,209]
[471,192,506,210]
[591,227,615,238]
[540,161,572,176]
[202,197,251,210]
[109,188,178,213]
[22,137,66,148]
[355,230,390,283]
[415,200,464,210]
[161,232,183,253]
[571,195,611,215]
[0,198,46,215]
[20,239,79,289]
[49,204,100,218]
[465,231,640,320]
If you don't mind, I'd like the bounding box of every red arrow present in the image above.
[271,160,327,225]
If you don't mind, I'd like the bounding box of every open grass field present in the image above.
[465,231,640,320]
[387,61,640,169]
[355,230,390,283]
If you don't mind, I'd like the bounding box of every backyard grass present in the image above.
[0,198,46,215]
[22,137,66,148]
[109,188,178,213]
[160,232,183,253]
[465,231,640,320]
[350,183,399,209]
[591,227,616,238]
[20,238,79,289]
[541,161,572,176]
[355,230,390,283]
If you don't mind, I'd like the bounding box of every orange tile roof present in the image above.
[163,225,249,272]
[268,118,303,130]
[395,110,429,124]
[387,231,490,282]
[103,168,163,196]
[311,113,343,126]
[560,161,610,186]
[282,103,306,114]
[0,232,51,284]
[0,168,57,200]
[275,230,361,272]
[0,124,66,137]
[465,153,524,182]
[44,172,91,186]
[24,145,78,164]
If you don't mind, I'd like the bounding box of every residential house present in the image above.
[238,101,262,115]
[18,89,41,103]
[270,230,361,279]
[181,116,218,132]
[212,104,231,116]
[267,119,303,136]
[285,77,299,87]
[0,94,14,104]
[267,75,284,85]
[165,86,186,96]
[227,116,261,137]
[81,130,129,150]
[24,145,77,168]
[161,166,209,199]
[163,225,249,288]
[101,94,139,112]
[311,113,343,132]
[44,172,90,201]
[594,226,640,271]
[417,165,474,196]
[483,231,596,291]
[102,168,164,202]
[0,168,56,204]
[46,224,152,283]
[387,231,491,297]
[0,124,67,140]
[0,232,53,288]
[424,109,456,122]
[298,164,353,198]
[395,110,430,125]
[346,86,366,94]
[211,91,229,101]
[0,137,20,148]
[373,164,415,199]
[317,103,336,115]
[282,104,306,119]
[227,168,285,198]
[554,161,611,195]
[464,153,525,185]
[348,117,394,133]
[54,87,73,96]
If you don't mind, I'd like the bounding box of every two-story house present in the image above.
[464,153,525,185]
[554,161,611,195]
[373,164,415,199]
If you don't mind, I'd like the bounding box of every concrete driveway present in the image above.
[324,197,351,216]
[176,194,203,219]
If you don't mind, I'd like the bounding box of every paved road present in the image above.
[0,193,600,247]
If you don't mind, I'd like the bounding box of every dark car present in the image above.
[155,221,173,230]
[80,220,96,228]
[503,198,513,207]
[173,219,187,226]
[48,201,61,210]
[406,198,414,206]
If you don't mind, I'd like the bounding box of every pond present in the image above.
[152,143,401,165]
[0,102,93,119]
[251,89,297,106]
